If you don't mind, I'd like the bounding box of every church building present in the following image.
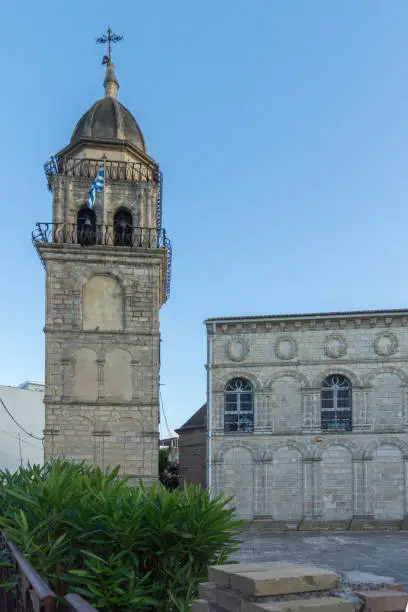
[33,42,170,485]
[205,310,408,529]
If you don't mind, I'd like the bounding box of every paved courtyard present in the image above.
[230,532,408,589]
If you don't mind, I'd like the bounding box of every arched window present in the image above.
[77,206,96,245]
[321,374,352,431]
[114,208,133,246]
[225,377,254,433]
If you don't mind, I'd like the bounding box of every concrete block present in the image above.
[210,563,338,597]
[216,586,244,612]
[355,589,408,611]
[243,597,355,612]
[199,582,217,605]
[191,599,211,612]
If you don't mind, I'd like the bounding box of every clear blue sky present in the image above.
[2,1,408,434]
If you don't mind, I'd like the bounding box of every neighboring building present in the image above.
[160,432,179,464]
[0,383,44,471]
[176,404,207,487]
[206,310,408,528]
[33,53,171,484]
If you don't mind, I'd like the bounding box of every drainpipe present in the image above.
[207,322,216,497]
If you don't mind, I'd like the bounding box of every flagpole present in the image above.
[102,156,106,212]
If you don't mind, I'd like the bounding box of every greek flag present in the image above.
[88,164,104,209]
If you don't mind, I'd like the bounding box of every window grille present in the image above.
[224,377,254,433]
[321,374,352,431]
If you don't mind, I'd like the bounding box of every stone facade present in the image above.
[206,311,408,527]
[35,62,169,485]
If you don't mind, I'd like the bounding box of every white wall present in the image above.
[0,384,44,472]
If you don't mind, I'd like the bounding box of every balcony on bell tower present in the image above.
[33,57,171,300]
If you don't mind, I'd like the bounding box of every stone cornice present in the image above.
[44,398,157,407]
[209,357,408,368]
[206,312,408,334]
[36,243,167,267]
[44,327,159,337]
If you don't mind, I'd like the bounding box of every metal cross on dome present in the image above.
[96,26,123,64]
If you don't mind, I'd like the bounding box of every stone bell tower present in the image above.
[33,44,171,485]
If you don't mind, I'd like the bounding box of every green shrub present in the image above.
[0,461,244,610]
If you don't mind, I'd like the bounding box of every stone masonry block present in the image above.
[216,586,244,612]
[243,597,355,612]
[209,563,338,598]
[199,582,217,605]
[355,590,408,612]
[191,599,212,612]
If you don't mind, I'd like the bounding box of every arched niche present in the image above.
[220,446,254,519]
[369,372,403,429]
[320,445,353,520]
[371,445,404,520]
[73,348,98,401]
[270,375,302,433]
[269,445,303,520]
[104,349,132,401]
[83,274,124,331]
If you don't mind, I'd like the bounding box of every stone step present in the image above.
[245,596,355,612]
[355,589,408,612]
[208,562,339,597]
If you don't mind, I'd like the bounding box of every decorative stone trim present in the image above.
[275,336,297,360]
[225,338,249,362]
[324,334,347,359]
[374,332,398,357]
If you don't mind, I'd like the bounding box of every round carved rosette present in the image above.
[275,336,297,360]
[226,338,249,362]
[374,332,398,357]
[324,334,347,359]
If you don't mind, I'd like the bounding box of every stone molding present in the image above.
[374,332,398,357]
[206,314,408,335]
[324,334,347,359]
[225,337,249,362]
[274,335,297,360]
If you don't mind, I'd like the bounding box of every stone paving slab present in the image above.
[230,532,408,590]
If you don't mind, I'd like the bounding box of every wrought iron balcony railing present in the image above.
[32,223,172,298]
[44,157,158,190]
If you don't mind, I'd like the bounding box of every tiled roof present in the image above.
[176,403,207,431]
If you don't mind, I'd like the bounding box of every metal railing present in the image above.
[0,533,96,612]
[32,223,172,299]
[44,157,157,189]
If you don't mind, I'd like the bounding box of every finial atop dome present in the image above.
[96,26,123,98]
[103,61,119,98]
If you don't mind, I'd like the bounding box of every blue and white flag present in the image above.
[88,164,104,209]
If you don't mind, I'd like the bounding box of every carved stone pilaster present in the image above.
[303,458,321,518]
[404,456,408,518]
[263,459,274,516]
[352,459,365,516]
[264,393,272,429]
[403,386,408,429]
[254,393,267,430]
[61,359,70,400]
[253,459,264,516]
[214,393,223,431]
[352,387,371,432]
[363,458,374,517]
[131,360,138,401]
[302,389,320,432]
[72,291,81,328]
[97,360,105,400]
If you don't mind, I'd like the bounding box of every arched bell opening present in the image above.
[77,206,96,245]
[114,207,133,246]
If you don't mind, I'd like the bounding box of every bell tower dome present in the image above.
[33,32,171,484]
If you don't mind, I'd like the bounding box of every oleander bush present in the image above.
[0,461,244,611]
